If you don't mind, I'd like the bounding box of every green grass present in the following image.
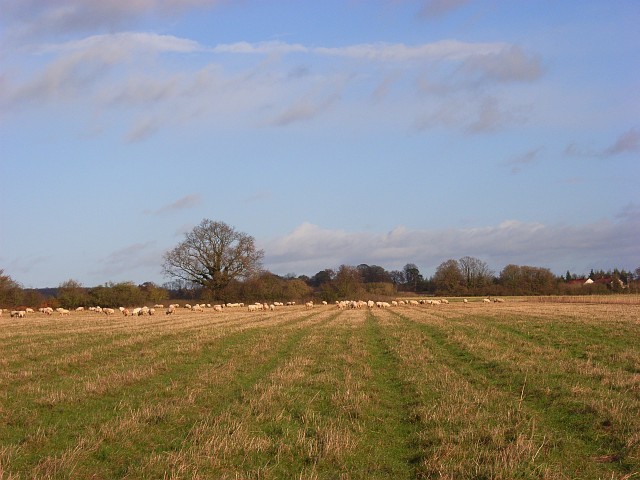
[0,302,638,479]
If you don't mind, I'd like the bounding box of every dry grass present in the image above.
[0,301,638,478]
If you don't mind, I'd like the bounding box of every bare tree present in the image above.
[458,256,494,291]
[162,219,264,298]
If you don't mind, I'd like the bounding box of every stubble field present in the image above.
[0,300,638,479]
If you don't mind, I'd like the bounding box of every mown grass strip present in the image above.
[360,311,424,479]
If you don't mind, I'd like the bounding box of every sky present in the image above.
[1,0,639,288]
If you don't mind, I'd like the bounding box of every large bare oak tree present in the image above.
[162,219,264,297]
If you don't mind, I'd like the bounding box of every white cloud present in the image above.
[313,40,505,62]
[144,194,202,215]
[565,127,640,159]
[262,214,640,276]
[461,45,543,83]
[419,0,470,18]
[2,33,544,138]
[602,128,640,157]
[2,0,227,41]
[92,241,162,280]
[504,148,542,175]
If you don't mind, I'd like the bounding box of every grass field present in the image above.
[1,300,638,479]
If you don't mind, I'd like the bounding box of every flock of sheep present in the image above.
[1,297,505,319]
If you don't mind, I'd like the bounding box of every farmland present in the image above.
[1,300,638,479]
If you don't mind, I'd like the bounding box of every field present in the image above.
[1,300,638,479]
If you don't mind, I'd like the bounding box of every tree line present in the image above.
[1,262,638,310]
[2,219,638,309]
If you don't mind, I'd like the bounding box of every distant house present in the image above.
[585,277,626,289]
[566,277,626,289]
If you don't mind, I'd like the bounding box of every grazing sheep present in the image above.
[75,307,85,312]
[483,298,491,303]
[166,306,176,315]
[305,301,314,309]
[463,299,468,304]
[11,310,26,318]
[494,298,505,303]
[123,308,131,316]
[103,308,115,315]
[57,308,70,316]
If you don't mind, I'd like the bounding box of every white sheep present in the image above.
[483,298,491,303]
[305,301,314,309]
[103,308,115,315]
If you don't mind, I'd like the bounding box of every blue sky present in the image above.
[1,0,638,288]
